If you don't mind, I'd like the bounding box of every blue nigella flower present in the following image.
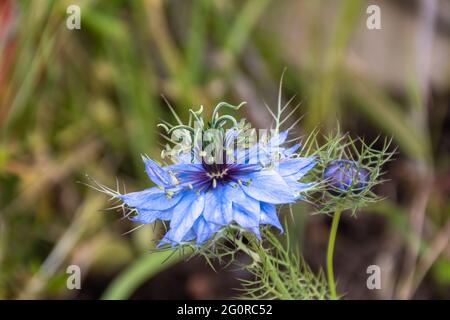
[323,159,369,196]
[119,130,315,246]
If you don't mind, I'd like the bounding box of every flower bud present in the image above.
[323,160,369,195]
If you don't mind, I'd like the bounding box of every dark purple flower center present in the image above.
[323,160,369,195]
[176,158,260,192]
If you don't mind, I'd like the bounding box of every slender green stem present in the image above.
[326,210,342,300]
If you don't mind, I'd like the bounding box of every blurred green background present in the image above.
[0,0,449,299]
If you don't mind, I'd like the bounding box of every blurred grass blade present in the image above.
[101,250,184,300]
[306,0,363,130]
[223,0,270,59]
[346,73,430,163]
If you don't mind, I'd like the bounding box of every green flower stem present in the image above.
[326,210,342,300]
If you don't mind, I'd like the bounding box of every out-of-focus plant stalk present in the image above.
[326,210,341,300]
[102,249,186,300]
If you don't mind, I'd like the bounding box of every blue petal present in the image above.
[168,192,205,242]
[238,170,296,204]
[193,217,220,244]
[223,183,245,202]
[182,228,197,242]
[131,208,172,224]
[283,143,300,157]
[245,131,288,166]
[158,227,196,247]
[166,163,203,173]
[120,188,182,211]
[278,157,315,178]
[260,202,283,232]
[203,188,233,225]
[268,130,288,147]
[173,151,193,164]
[235,143,258,165]
[225,127,240,145]
[142,156,173,187]
[232,204,261,239]
[284,178,316,192]
[232,187,260,215]
[219,184,261,237]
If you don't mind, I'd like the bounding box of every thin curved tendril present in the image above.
[214,115,239,127]
[157,123,195,135]
[211,101,246,126]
